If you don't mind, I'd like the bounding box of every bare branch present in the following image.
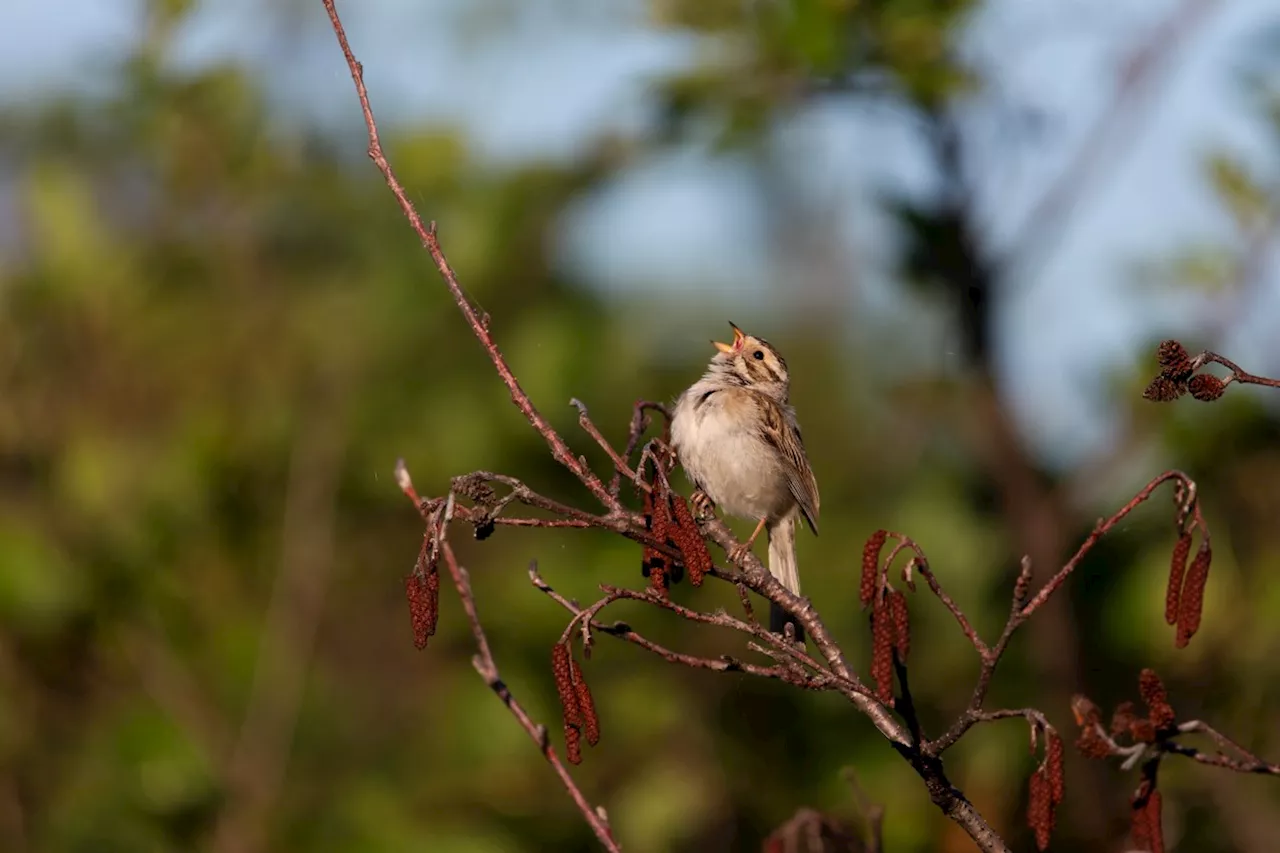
[320,0,618,512]
[1143,338,1280,403]
[530,564,844,689]
[440,522,620,849]
[1069,665,1279,850]
[1171,721,1280,776]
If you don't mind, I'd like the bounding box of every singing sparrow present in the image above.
[670,322,819,641]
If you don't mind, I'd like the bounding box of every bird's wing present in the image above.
[755,394,820,535]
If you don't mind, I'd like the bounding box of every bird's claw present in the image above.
[727,542,752,564]
[691,489,715,520]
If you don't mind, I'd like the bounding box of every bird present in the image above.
[670,322,820,643]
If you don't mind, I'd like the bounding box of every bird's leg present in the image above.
[728,517,767,564]
[691,489,716,520]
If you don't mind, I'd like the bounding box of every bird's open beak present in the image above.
[712,322,745,354]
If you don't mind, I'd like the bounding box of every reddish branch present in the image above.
[320,3,1279,850]
[1072,670,1279,851]
[532,565,849,692]
[920,471,1209,760]
[852,467,1210,770]
[320,1,618,513]
[392,472,620,849]
[1073,672,1280,778]
[1143,338,1280,402]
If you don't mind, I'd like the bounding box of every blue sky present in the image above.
[3,0,1276,468]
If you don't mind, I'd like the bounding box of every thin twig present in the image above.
[1192,350,1280,390]
[572,398,640,485]
[388,460,621,849]
[1173,721,1280,775]
[440,539,621,851]
[1021,470,1202,618]
[530,565,832,686]
[320,0,618,512]
[609,401,670,498]
[927,472,1203,755]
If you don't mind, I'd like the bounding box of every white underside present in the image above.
[671,382,802,594]
[671,385,793,521]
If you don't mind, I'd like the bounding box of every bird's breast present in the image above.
[671,390,792,521]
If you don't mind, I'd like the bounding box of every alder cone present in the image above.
[571,660,600,747]
[552,644,581,726]
[1188,373,1225,401]
[405,572,439,650]
[861,530,887,606]
[1165,533,1191,625]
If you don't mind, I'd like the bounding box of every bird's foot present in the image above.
[727,542,754,564]
[691,489,715,520]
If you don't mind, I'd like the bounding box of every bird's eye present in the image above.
[752,350,765,360]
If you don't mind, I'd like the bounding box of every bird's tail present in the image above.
[766,512,804,644]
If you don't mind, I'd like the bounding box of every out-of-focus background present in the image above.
[2,0,1279,851]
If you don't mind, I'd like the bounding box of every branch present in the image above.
[1070,669,1278,850]
[1143,338,1280,403]
[1171,721,1280,775]
[320,0,618,513]
[850,470,1210,758]
[1018,470,1206,621]
[393,467,620,850]
[1074,670,1280,849]
[422,456,1011,849]
[572,398,670,499]
[529,564,844,691]
[443,538,619,850]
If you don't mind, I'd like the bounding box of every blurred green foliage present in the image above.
[1,2,1279,852]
